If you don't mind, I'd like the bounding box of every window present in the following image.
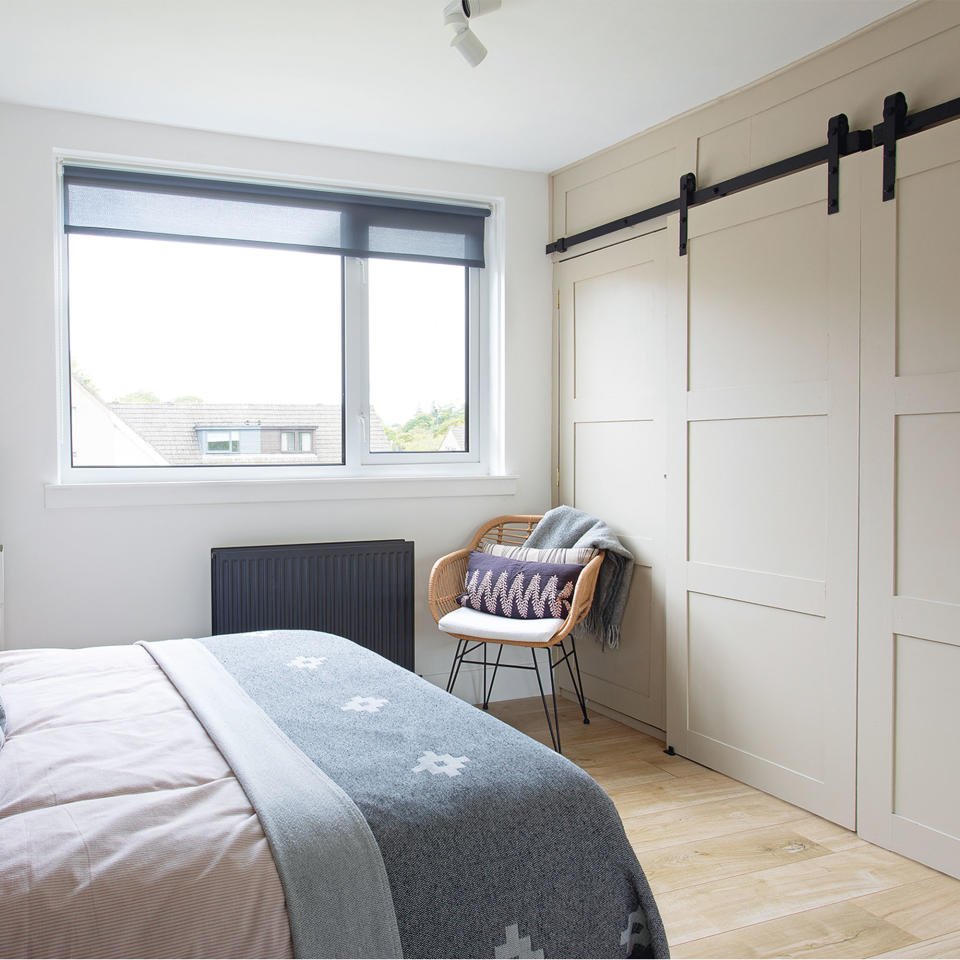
[368,259,467,454]
[281,430,312,453]
[61,164,491,480]
[205,430,240,454]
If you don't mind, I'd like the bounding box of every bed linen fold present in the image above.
[141,637,403,960]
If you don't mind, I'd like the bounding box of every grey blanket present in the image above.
[525,505,635,649]
[142,638,402,959]
[151,630,668,959]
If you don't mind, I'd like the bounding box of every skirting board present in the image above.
[560,690,666,742]
[425,664,669,738]
[422,663,539,705]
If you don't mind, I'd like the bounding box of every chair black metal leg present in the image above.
[560,639,578,703]
[569,634,590,724]
[482,642,488,707]
[530,647,558,751]
[445,638,465,693]
[547,647,562,754]
[483,644,503,709]
[449,640,469,693]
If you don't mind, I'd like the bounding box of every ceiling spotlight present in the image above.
[450,27,487,67]
[443,0,501,67]
[462,0,501,15]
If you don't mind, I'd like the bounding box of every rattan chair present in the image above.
[427,514,604,752]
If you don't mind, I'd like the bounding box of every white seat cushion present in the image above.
[438,607,565,645]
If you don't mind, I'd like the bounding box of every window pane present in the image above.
[206,430,237,453]
[367,259,467,453]
[68,235,343,466]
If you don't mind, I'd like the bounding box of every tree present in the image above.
[116,391,160,403]
[71,360,100,397]
[383,402,465,452]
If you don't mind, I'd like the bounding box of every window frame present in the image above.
[55,156,498,485]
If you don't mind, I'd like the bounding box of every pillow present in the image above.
[459,550,584,620]
[480,542,599,566]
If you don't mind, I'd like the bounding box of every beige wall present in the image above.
[550,0,960,249]
[547,0,960,868]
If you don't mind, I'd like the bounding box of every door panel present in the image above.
[573,419,660,538]
[556,231,668,730]
[688,415,827,580]
[894,634,960,839]
[688,201,830,390]
[859,121,960,879]
[895,412,960,604]
[666,164,860,827]
[895,161,960,376]
[575,569,656,712]
[687,592,827,781]
[573,264,661,405]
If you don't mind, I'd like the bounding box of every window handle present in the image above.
[352,257,367,285]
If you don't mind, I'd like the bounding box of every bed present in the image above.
[0,629,668,959]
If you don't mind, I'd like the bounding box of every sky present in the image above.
[67,234,467,427]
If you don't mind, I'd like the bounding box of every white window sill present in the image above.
[44,474,519,509]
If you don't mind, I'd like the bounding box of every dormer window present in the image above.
[205,430,241,454]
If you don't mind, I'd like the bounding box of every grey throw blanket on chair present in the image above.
[525,504,634,649]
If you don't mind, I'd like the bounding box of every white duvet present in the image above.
[0,643,293,958]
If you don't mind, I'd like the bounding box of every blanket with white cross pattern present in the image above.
[152,630,669,959]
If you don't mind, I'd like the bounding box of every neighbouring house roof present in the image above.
[438,423,466,452]
[70,378,169,466]
[108,400,391,465]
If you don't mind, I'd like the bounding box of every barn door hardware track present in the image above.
[876,92,908,202]
[678,172,696,255]
[546,90,960,258]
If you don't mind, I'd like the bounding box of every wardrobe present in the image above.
[549,0,960,880]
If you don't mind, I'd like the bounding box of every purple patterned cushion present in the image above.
[458,550,584,620]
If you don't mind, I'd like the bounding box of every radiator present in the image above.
[210,540,415,670]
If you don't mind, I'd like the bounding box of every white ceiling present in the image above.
[0,0,913,172]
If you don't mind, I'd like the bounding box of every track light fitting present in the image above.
[443,0,501,67]
[450,27,487,68]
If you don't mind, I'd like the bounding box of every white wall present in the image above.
[0,102,553,697]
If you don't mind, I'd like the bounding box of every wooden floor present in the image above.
[487,696,960,959]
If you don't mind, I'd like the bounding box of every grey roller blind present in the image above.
[63,166,489,268]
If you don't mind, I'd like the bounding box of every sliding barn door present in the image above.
[556,230,668,731]
[858,121,960,878]
[665,165,861,827]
